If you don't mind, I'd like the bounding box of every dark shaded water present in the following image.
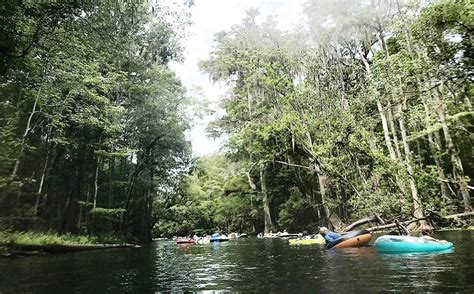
[1,231,473,293]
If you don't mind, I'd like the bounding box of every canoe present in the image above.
[176,238,195,244]
[237,233,248,239]
[289,235,325,245]
[374,235,454,253]
[326,230,372,249]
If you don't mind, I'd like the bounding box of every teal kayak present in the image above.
[375,235,454,253]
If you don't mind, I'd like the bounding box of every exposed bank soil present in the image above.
[1,242,140,257]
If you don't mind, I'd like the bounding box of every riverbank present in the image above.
[0,231,138,257]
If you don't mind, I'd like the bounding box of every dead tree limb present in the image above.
[375,214,385,225]
[444,211,474,219]
[394,219,410,235]
[246,162,258,190]
[343,214,385,232]
[366,211,474,232]
[367,216,429,232]
[4,243,140,254]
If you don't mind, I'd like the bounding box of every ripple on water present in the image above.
[0,233,473,292]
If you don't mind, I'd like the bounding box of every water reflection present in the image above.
[0,231,472,292]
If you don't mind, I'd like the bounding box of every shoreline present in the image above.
[1,242,140,257]
[0,230,139,257]
[2,226,472,258]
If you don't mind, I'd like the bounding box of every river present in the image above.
[1,231,473,293]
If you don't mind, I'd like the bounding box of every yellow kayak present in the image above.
[289,235,325,245]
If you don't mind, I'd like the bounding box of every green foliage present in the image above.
[154,154,261,236]
[0,230,125,245]
[197,0,473,231]
[90,208,125,222]
[278,190,319,232]
[1,0,471,240]
[0,1,191,243]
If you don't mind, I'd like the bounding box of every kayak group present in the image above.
[176,226,454,253]
[289,227,372,249]
[175,232,247,245]
[289,226,454,253]
[257,230,300,239]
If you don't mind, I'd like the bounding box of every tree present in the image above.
[0,0,192,243]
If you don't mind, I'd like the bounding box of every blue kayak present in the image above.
[374,235,454,253]
[210,233,229,242]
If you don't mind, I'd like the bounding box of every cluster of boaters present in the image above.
[175,225,454,253]
[175,232,247,245]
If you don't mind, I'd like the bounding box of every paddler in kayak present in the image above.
[319,227,341,243]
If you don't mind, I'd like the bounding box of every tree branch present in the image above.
[274,160,311,170]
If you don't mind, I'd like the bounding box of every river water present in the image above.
[1,231,473,293]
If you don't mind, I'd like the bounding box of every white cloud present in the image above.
[169,0,305,156]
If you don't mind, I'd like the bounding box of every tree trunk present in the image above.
[464,96,472,111]
[435,90,472,211]
[397,105,424,220]
[8,87,41,185]
[108,145,115,208]
[314,163,340,229]
[387,105,402,159]
[399,14,471,212]
[359,50,407,196]
[377,101,398,160]
[423,102,450,200]
[358,47,397,160]
[35,130,51,217]
[144,150,154,242]
[260,166,274,233]
[93,157,100,209]
[92,136,102,209]
[121,136,161,232]
[84,183,91,225]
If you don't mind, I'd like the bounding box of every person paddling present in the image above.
[319,227,341,243]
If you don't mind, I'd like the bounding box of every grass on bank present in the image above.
[0,230,126,245]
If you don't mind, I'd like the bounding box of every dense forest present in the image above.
[157,0,473,236]
[0,0,472,243]
[0,1,192,243]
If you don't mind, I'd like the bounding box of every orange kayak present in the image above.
[176,238,195,244]
[326,230,372,249]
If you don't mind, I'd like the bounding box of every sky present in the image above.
[168,0,306,156]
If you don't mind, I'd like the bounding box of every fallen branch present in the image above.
[394,219,410,235]
[375,214,385,225]
[3,243,140,254]
[367,216,429,232]
[274,160,311,170]
[366,211,474,232]
[343,214,385,232]
[444,211,474,219]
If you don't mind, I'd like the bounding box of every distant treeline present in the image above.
[155,0,473,236]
